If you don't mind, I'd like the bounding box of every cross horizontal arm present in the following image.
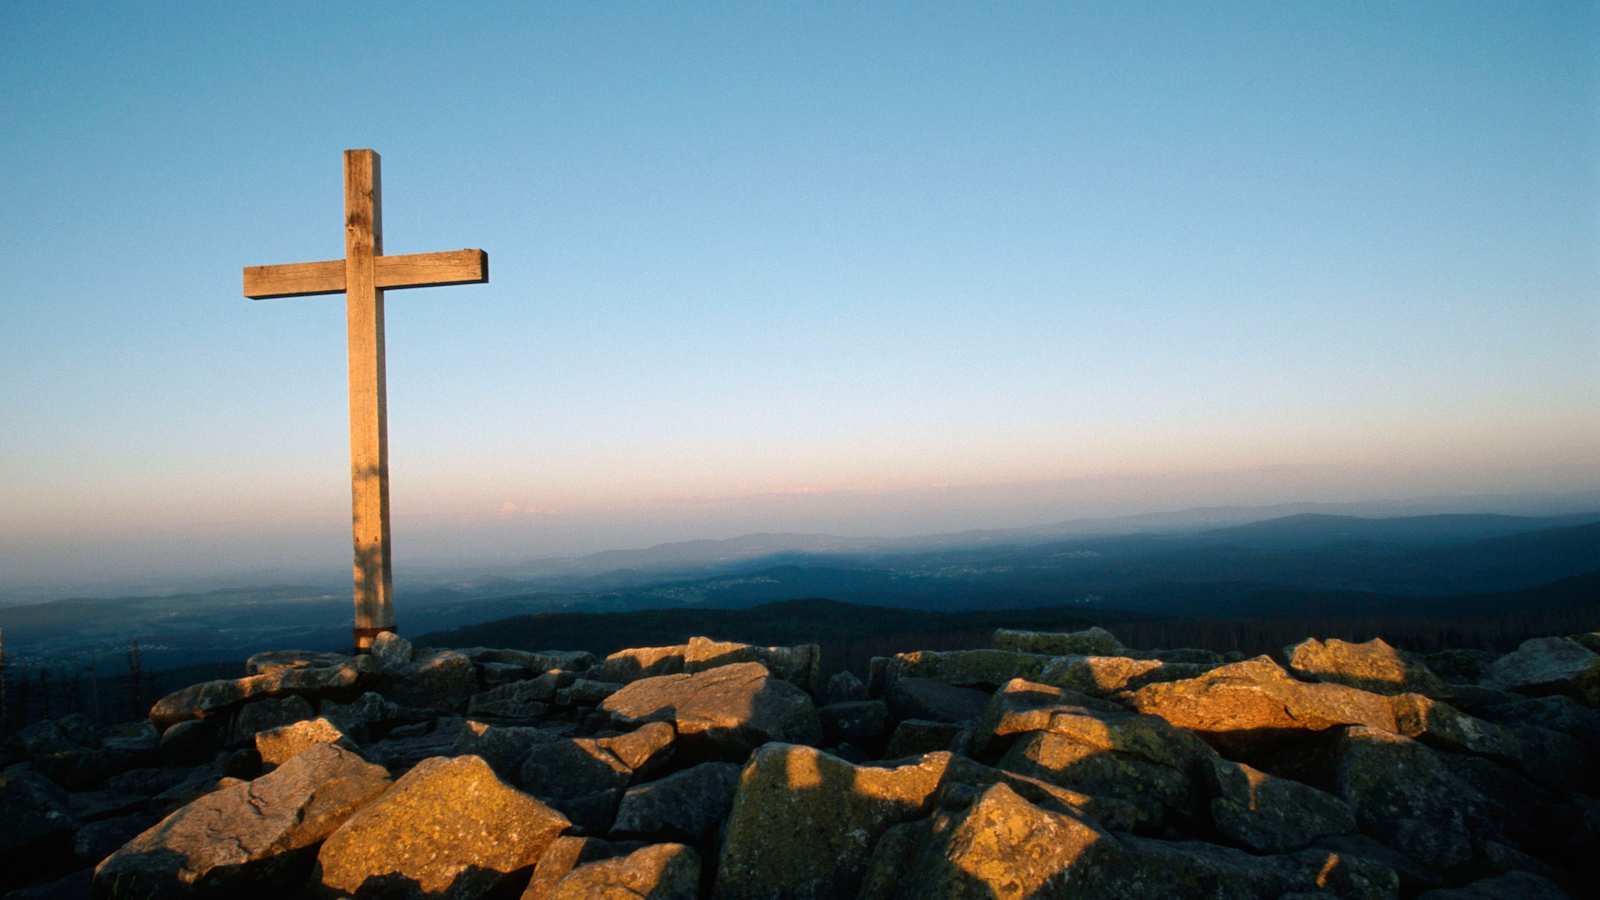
[243,249,488,299]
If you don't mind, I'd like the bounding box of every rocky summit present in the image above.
[2,630,1596,899]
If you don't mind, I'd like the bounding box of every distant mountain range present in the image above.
[3,501,1597,677]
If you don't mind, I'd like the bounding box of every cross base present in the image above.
[353,625,398,654]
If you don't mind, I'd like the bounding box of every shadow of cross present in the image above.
[242,149,488,652]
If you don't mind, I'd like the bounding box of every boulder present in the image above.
[518,737,634,834]
[1122,656,1397,756]
[1486,637,1600,703]
[601,662,821,759]
[15,715,114,789]
[1112,836,1398,900]
[819,700,890,746]
[480,661,533,685]
[148,661,366,731]
[380,648,476,712]
[884,719,965,758]
[1420,649,1498,685]
[1037,655,1207,696]
[1390,694,1522,764]
[364,716,468,774]
[315,754,568,899]
[452,721,563,779]
[93,743,389,898]
[996,729,1192,827]
[993,625,1123,656]
[244,650,350,676]
[684,635,822,692]
[1477,694,1600,753]
[1333,726,1493,870]
[611,762,742,843]
[974,678,1167,756]
[320,691,418,744]
[882,782,1119,899]
[546,842,699,900]
[889,648,1054,689]
[886,677,989,725]
[458,647,595,673]
[598,721,677,778]
[254,717,353,767]
[74,813,158,866]
[715,743,948,899]
[229,694,315,746]
[557,678,623,706]
[938,754,1146,833]
[158,719,221,766]
[368,631,413,672]
[1209,761,1356,852]
[0,767,77,891]
[826,670,868,704]
[1286,637,1449,696]
[521,837,653,900]
[600,645,687,683]
[467,674,561,721]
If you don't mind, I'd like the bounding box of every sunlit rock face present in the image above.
[314,754,569,900]
[601,662,822,759]
[1287,637,1449,697]
[92,743,390,898]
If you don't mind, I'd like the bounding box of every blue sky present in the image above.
[1,2,1596,589]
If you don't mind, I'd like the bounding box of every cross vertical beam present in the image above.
[343,149,394,651]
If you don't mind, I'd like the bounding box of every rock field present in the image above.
[3,627,1598,898]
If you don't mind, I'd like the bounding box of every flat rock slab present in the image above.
[149,662,368,731]
[255,717,353,767]
[601,662,821,759]
[316,754,569,900]
[1287,637,1448,696]
[993,626,1124,656]
[611,762,742,843]
[92,743,390,898]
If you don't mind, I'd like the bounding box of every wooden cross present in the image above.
[243,149,488,652]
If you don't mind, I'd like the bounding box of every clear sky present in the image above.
[2,2,1596,592]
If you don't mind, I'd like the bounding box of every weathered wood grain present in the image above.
[244,249,487,299]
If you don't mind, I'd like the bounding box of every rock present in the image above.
[1478,695,1600,753]
[600,645,687,683]
[889,648,1054,689]
[364,716,468,774]
[601,662,821,759]
[468,674,561,720]
[994,625,1123,656]
[521,837,650,900]
[452,721,564,779]
[715,743,949,899]
[73,812,158,865]
[546,843,699,900]
[819,700,890,746]
[15,716,113,789]
[611,762,741,843]
[1333,726,1492,870]
[973,678,1159,755]
[598,721,676,778]
[68,788,147,822]
[254,717,353,767]
[888,781,1120,899]
[229,694,316,746]
[1209,761,1356,852]
[558,678,623,706]
[1037,654,1207,696]
[1112,836,1398,900]
[1131,647,1225,665]
[826,670,868,704]
[1122,656,1397,756]
[1390,693,1522,764]
[479,661,532,685]
[149,768,245,815]
[4,867,94,899]
[1415,871,1570,899]
[884,719,965,758]
[0,767,77,891]
[519,737,635,833]
[684,636,822,692]
[380,648,477,712]
[1287,637,1450,696]
[886,677,990,724]
[93,743,389,898]
[458,647,596,673]
[320,690,411,744]
[149,660,367,730]
[158,719,221,766]
[1421,649,1498,685]
[104,766,193,798]
[938,754,1146,832]
[1486,637,1600,702]
[244,649,350,676]
[1312,832,1444,891]
[996,729,1192,827]
[315,754,568,899]
[368,631,413,672]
